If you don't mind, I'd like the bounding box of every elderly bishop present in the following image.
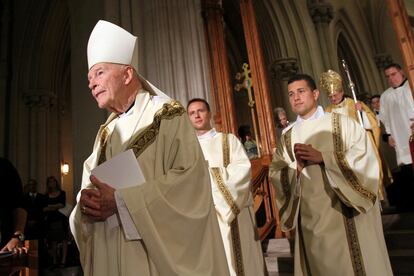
[69,20,229,276]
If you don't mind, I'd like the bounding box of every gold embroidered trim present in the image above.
[285,197,300,229]
[211,168,240,216]
[220,133,244,275]
[278,129,293,218]
[274,133,292,219]
[331,113,376,204]
[222,133,230,167]
[278,167,291,218]
[230,218,245,276]
[97,113,118,165]
[127,100,185,157]
[284,128,294,162]
[97,127,109,165]
[97,101,185,164]
[341,205,366,276]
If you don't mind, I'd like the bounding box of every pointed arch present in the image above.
[332,8,383,97]
[8,0,72,193]
[336,32,366,97]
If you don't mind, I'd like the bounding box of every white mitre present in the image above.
[87,20,138,71]
[87,20,170,99]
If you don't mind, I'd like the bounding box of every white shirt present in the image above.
[295,105,325,124]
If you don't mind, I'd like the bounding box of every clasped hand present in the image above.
[0,238,27,254]
[79,175,117,221]
[294,143,323,172]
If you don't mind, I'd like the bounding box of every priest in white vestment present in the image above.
[187,98,266,276]
[69,20,230,276]
[380,63,414,210]
[269,74,393,276]
[380,63,414,167]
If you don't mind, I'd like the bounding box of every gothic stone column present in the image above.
[374,53,393,89]
[309,2,335,70]
[23,92,60,193]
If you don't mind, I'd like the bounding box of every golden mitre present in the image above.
[319,69,343,95]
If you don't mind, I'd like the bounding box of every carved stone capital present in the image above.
[374,53,393,70]
[271,58,299,81]
[309,2,334,24]
[23,90,57,110]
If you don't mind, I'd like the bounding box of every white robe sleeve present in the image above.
[209,134,252,224]
[268,132,301,231]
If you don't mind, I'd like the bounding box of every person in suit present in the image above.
[23,179,47,240]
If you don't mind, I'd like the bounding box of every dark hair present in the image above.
[384,63,402,71]
[370,94,380,101]
[46,176,61,191]
[238,125,252,144]
[187,98,210,112]
[287,74,317,91]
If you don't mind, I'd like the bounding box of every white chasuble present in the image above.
[269,113,393,276]
[198,129,266,276]
[70,91,229,276]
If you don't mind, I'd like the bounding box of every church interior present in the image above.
[1,0,414,275]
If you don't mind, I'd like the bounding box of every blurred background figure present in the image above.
[23,179,47,240]
[370,94,381,120]
[273,107,290,141]
[238,125,259,159]
[0,157,27,253]
[23,178,48,271]
[43,176,68,267]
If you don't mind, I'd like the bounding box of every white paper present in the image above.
[91,149,145,233]
[91,149,145,189]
